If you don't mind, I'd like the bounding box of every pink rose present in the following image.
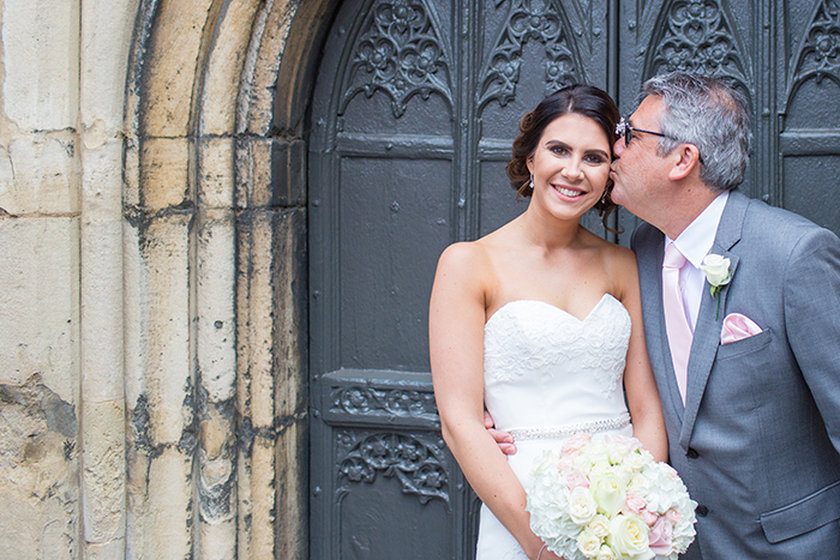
[648,517,673,555]
[624,494,646,515]
[641,509,658,526]
[601,433,640,451]
[561,432,592,455]
[665,509,681,524]
[556,456,575,473]
[565,470,590,490]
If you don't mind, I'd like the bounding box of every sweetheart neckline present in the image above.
[484,293,625,328]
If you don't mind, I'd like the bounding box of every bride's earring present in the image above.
[529,174,535,190]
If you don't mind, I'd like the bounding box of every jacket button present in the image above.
[696,505,709,517]
[686,448,699,459]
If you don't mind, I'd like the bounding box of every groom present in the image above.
[493,71,840,558]
[611,71,840,558]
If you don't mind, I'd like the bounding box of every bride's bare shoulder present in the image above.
[436,238,491,276]
[438,220,519,269]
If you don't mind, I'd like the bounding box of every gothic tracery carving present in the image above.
[330,385,439,421]
[791,0,840,86]
[337,431,449,504]
[649,0,749,92]
[341,0,453,118]
[479,0,580,108]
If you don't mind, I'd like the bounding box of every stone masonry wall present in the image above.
[1,1,310,558]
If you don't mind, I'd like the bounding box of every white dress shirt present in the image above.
[664,192,729,332]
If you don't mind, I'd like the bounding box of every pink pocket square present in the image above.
[720,313,763,345]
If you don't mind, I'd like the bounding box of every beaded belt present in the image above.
[508,412,631,441]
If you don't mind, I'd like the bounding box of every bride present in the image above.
[429,85,667,560]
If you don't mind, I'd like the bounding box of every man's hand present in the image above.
[484,410,517,455]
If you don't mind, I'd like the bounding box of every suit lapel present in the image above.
[678,192,749,449]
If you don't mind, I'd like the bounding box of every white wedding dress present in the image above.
[476,295,634,559]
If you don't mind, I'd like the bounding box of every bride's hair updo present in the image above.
[507,84,620,223]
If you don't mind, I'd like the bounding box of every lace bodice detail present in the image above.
[483,295,632,432]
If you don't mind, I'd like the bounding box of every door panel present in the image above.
[778,1,840,232]
[338,155,451,370]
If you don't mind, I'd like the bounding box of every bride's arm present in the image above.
[429,243,561,560]
[615,248,669,462]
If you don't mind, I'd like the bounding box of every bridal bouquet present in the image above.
[526,432,696,560]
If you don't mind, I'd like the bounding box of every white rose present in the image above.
[595,544,617,560]
[576,529,603,558]
[700,254,731,287]
[607,514,654,560]
[592,474,626,517]
[587,514,611,538]
[569,486,598,525]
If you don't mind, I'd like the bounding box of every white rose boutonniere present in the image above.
[699,254,732,319]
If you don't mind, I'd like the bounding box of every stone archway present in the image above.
[123,1,337,558]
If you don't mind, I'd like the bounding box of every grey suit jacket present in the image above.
[632,191,840,558]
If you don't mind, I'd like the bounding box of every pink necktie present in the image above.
[662,243,692,403]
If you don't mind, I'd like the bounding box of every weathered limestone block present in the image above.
[0,373,79,560]
[81,138,123,220]
[237,211,276,429]
[240,0,296,136]
[126,394,193,559]
[273,207,307,417]
[139,137,191,211]
[81,219,124,402]
[271,138,307,208]
[2,0,80,130]
[199,0,262,135]
[139,215,193,445]
[0,131,79,215]
[82,399,126,543]
[80,0,138,134]
[0,216,79,401]
[139,0,214,137]
[198,137,235,208]
[196,405,236,560]
[197,209,236,401]
[233,137,307,210]
[275,420,308,560]
[144,447,194,559]
[239,438,276,559]
[235,137,274,208]
[84,539,126,560]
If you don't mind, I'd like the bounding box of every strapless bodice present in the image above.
[483,294,632,433]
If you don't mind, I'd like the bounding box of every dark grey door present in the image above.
[307,1,839,558]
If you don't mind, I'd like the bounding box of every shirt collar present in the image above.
[665,191,729,268]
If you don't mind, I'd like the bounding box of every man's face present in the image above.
[610,95,672,220]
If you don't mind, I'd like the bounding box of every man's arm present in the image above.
[784,226,840,452]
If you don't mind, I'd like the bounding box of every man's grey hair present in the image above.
[642,71,750,192]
